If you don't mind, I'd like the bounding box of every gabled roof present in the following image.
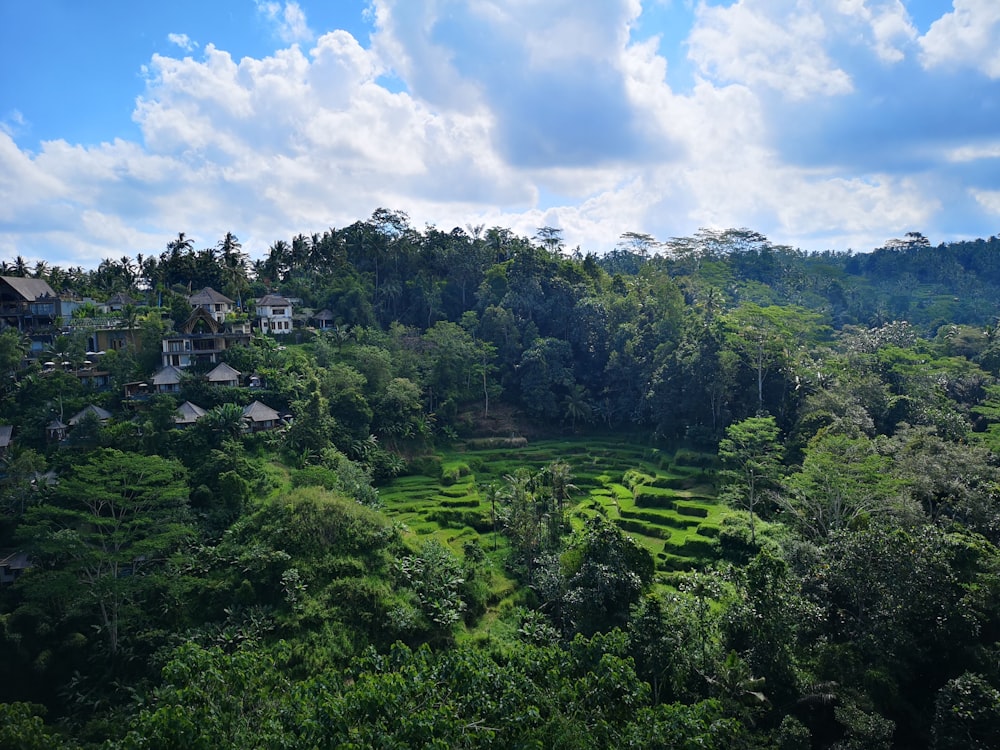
[242,400,281,423]
[47,418,67,430]
[0,276,57,301]
[312,309,335,321]
[69,404,113,425]
[175,401,207,425]
[189,287,234,306]
[106,292,136,306]
[0,550,31,570]
[257,294,291,307]
[0,425,12,448]
[152,365,184,386]
[180,305,222,334]
[206,362,241,383]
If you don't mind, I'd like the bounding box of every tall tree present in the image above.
[19,449,193,655]
[718,416,783,545]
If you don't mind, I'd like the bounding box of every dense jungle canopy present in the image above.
[2,216,1000,748]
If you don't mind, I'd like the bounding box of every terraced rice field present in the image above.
[379,438,727,576]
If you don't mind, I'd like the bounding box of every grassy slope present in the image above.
[379,437,727,581]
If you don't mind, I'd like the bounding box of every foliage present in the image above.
[10,220,1000,747]
[718,416,783,545]
[17,449,193,655]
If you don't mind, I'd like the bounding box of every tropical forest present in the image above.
[2,214,1000,749]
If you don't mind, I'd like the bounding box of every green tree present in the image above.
[718,416,783,545]
[560,516,654,635]
[781,432,901,541]
[18,449,193,655]
[724,302,828,414]
[932,672,1000,750]
[399,540,466,641]
[0,702,76,750]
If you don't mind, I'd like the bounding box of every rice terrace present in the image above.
[381,437,728,582]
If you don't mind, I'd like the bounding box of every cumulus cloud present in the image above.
[369,0,656,166]
[2,0,999,267]
[167,33,198,52]
[971,189,1000,215]
[256,1,314,44]
[688,0,853,100]
[833,0,917,63]
[920,0,1000,78]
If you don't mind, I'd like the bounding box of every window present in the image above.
[273,308,285,316]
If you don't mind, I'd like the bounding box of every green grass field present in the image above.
[379,437,727,579]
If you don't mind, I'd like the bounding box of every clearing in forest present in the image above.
[379,438,727,577]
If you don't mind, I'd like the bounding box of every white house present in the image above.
[255,294,293,335]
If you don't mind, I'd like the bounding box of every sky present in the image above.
[2,0,999,269]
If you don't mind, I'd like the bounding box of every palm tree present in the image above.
[118,256,137,289]
[201,402,246,444]
[261,240,291,284]
[217,232,249,310]
[167,232,193,255]
[562,384,592,429]
[121,304,140,349]
[544,461,578,514]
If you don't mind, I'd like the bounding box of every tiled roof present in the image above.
[189,287,234,306]
[152,365,184,385]
[1,276,57,301]
[242,400,281,423]
[175,401,207,424]
[257,294,291,307]
[69,405,113,425]
[206,362,241,382]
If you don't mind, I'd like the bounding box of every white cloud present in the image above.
[256,1,314,44]
[167,33,198,52]
[971,189,1000,215]
[0,0,991,267]
[920,0,1000,78]
[0,109,27,138]
[688,0,853,100]
[837,0,917,63]
[947,142,1000,163]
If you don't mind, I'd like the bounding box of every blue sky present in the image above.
[1,1,998,268]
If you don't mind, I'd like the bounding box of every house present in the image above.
[88,327,132,354]
[206,362,241,388]
[175,401,207,427]
[151,365,184,394]
[46,418,68,441]
[0,425,12,457]
[105,292,137,312]
[0,551,31,585]
[69,404,113,426]
[0,276,60,331]
[255,294,293,335]
[161,307,251,368]
[242,400,283,432]
[76,368,112,390]
[189,287,235,323]
[123,381,151,399]
[310,309,336,329]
